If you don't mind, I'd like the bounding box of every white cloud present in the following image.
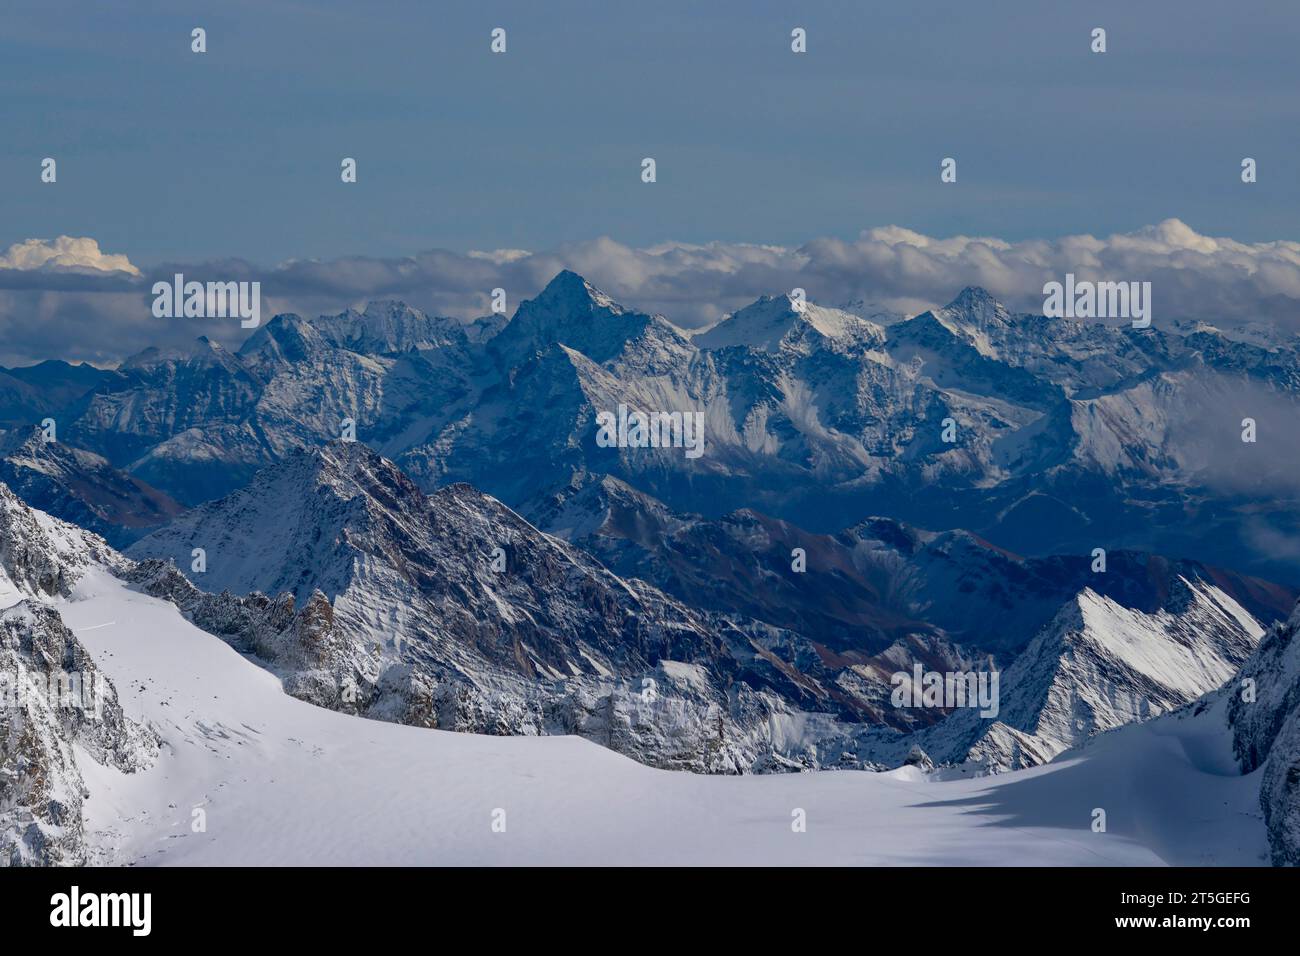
[466,249,532,264]
[432,219,1300,329]
[3,220,1300,367]
[0,236,141,276]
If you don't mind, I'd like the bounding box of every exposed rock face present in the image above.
[0,483,157,866]
[123,560,323,658]
[1,602,159,866]
[1227,604,1300,865]
[125,556,872,773]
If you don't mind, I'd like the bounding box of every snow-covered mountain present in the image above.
[0,480,117,603]
[692,294,885,355]
[0,426,184,548]
[127,441,915,771]
[0,482,157,865]
[521,469,1283,771]
[398,273,1300,581]
[2,473,1294,865]
[119,443,1278,776]
[6,270,1296,580]
[55,560,1268,867]
[51,301,474,506]
[522,471,940,655]
[2,267,1297,864]
[924,581,1263,771]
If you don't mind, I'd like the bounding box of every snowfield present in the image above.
[61,568,1268,866]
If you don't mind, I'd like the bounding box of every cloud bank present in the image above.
[2,220,1299,367]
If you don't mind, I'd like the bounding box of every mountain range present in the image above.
[2,269,1299,864]
[5,272,1298,581]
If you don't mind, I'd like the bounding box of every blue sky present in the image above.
[2,1,1300,367]
[3,0,1299,264]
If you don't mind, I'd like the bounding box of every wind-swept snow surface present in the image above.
[63,568,1266,866]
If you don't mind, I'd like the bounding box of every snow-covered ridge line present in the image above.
[922,580,1264,772]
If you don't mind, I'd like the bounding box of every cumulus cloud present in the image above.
[0,236,141,276]
[1,220,1299,367]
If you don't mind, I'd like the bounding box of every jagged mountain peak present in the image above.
[125,445,790,761]
[186,336,236,363]
[239,311,325,363]
[252,439,430,515]
[338,299,436,334]
[946,285,1002,311]
[242,303,467,363]
[315,300,465,354]
[0,423,53,457]
[536,269,623,313]
[127,440,424,600]
[128,440,577,607]
[119,335,240,373]
[886,286,1018,364]
[492,270,683,364]
[515,270,630,328]
[521,470,687,543]
[927,576,1265,772]
[361,298,423,319]
[932,285,1012,332]
[1030,579,1262,702]
[116,345,172,370]
[254,311,311,332]
[695,293,885,354]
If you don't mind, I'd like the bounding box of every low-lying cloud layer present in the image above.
[2,220,1298,367]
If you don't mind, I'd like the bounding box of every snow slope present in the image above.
[63,567,1266,866]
